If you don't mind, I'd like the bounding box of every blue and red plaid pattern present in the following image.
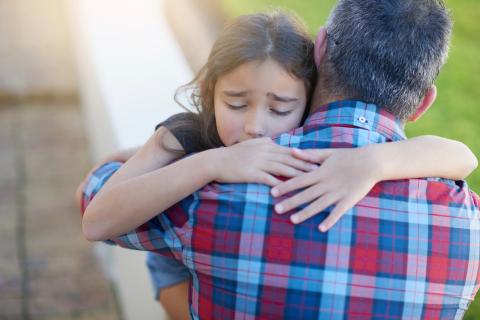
[82,100,480,319]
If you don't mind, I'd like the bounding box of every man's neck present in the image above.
[309,87,344,114]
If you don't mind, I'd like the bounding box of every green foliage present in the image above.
[219,0,480,315]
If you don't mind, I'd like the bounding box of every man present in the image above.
[81,0,480,318]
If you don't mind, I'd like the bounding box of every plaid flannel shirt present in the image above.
[81,100,480,319]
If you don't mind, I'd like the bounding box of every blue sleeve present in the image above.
[81,161,174,255]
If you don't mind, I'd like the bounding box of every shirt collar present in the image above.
[304,100,407,141]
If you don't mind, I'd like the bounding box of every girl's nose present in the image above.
[244,110,266,138]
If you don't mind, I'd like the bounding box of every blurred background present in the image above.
[0,0,478,319]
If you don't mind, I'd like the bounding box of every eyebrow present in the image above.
[223,91,299,102]
[222,90,249,97]
[268,93,299,102]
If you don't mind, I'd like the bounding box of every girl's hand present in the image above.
[206,137,318,187]
[271,147,381,231]
[75,148,139,206]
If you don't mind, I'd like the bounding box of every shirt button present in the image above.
[358,116,367,123]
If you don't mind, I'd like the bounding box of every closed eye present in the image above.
[226,103,247,110]
[270,108,293,116]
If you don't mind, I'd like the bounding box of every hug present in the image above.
[77,0,479,319]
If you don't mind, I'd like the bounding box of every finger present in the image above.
[271,171,320,197]
[275,154,318,172]
[75,180,87,204]
[266,162,307,178]
[292,148,334,164]
[274,184,327,215]
[257,172,282,187]
[244,137,273,149]
[266,142,301,155]
[290,193,340,224]
[292,148,335,164]
[252,137,273,144]
[318,199,353,232]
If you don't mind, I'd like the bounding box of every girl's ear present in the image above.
[314,27,328,69]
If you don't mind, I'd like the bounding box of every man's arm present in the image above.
[75,147,141,207]
[80,161,173,254]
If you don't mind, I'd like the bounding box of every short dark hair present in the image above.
[322,0,452,121]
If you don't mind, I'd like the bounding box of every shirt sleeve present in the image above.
[155,112,207,154]
[80,161,176,256]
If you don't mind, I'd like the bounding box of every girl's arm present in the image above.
[82,133,316,241]
[82,127,209,241]
[370,135,478,181]
[271,135,478,231]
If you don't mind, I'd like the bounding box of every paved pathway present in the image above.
[0,102,119,319]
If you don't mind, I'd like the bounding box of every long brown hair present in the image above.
[164,10,316,153]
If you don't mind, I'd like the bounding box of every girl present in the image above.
[78,11,477,320]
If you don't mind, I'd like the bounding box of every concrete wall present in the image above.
[0,0,77,96]
[68,0,193,318]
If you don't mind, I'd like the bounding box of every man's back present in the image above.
[93,101,480,319]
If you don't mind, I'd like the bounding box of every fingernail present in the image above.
[271,188,279,197]
[290,215,299,224]
[294,148,303,153]
[319,225,327,232]
[275,204,284,214]
[310,164,318,170]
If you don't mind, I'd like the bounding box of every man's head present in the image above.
[313,0,452,122]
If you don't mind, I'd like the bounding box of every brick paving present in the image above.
[0,102,120,319]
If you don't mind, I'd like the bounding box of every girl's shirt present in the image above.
[155,112,208,154]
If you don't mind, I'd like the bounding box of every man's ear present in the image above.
[314,27,328,69]
[409,85,437,122]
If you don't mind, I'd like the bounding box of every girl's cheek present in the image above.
[217,117,240,146]
[223,125,242,146]
[274,114,303,135]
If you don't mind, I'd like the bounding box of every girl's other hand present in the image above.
[75,148,139,207]
[206,137,318,187]
[271,147,380,232]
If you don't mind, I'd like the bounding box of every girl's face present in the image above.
[213,59,307,146]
